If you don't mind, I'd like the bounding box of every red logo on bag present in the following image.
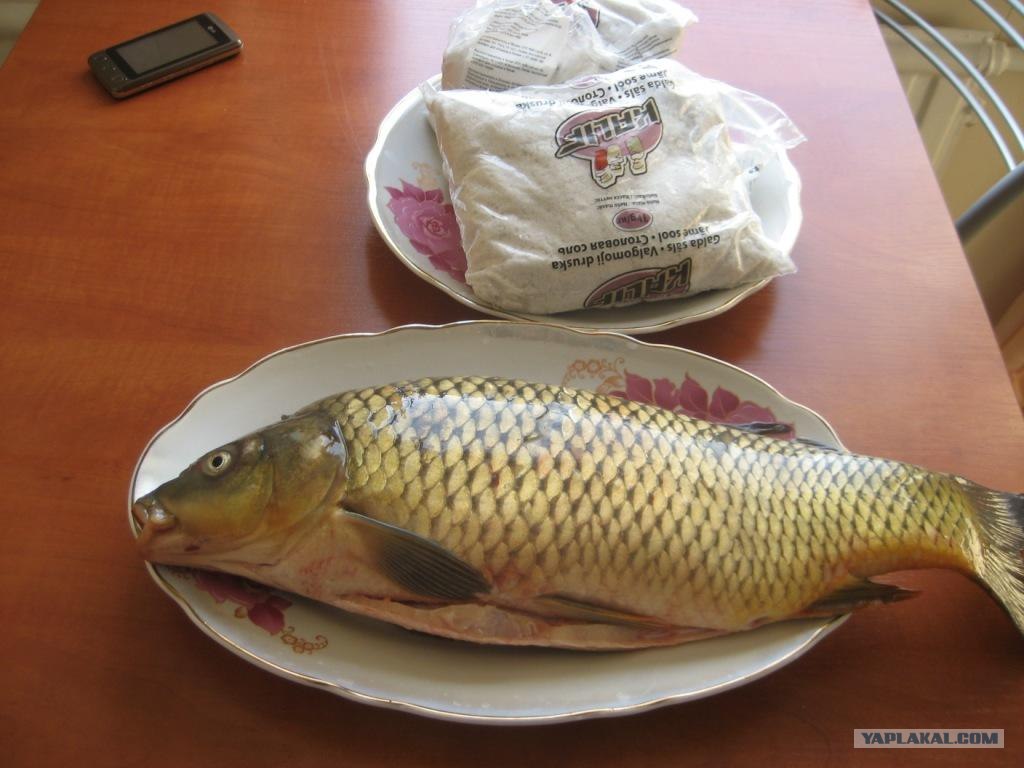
[554,97,663,189]
[584,258,691,308]
[612,208,653,231]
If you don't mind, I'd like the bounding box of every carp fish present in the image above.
[133,376,1024,650]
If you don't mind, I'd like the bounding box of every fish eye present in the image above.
[202,449,233,477]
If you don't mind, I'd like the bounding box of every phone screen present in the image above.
[114,20,219,75]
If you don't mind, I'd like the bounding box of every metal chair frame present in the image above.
[875,1,1024,240]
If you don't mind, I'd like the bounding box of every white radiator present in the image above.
[880,25,1024,177]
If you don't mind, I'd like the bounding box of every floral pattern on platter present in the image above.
[280,626,329,655]
[562,357,627,394]
[173,569,329,655]
[563,358,794,439]
[412,162,443,191]
[385,180,467,284]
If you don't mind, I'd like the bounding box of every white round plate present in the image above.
[365,78,803,335]
[130,321,843,724]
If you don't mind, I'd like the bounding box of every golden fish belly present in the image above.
[304,376,976,633]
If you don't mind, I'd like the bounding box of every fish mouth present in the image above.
[132,495,178,551]
[133,495,218,566]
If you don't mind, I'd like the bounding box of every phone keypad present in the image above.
[90,53,127,83]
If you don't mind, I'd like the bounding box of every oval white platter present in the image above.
[129,321,844,724]
[365,78,803,335]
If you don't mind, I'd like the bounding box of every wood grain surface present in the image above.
[1,0,1021,765]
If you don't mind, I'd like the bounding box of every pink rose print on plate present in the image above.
[612,371,795,439]
[182,570,329,653]
[385,180,467,284]
[193,570,292,635]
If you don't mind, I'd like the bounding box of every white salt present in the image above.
[423,59,803,314]
[442,0,696,91]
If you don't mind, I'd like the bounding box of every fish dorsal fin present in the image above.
[726,423,840,452]
[795,437,840,452]
[730,421,793,436]
[801,577,918,616]
[533,594,675,629]
[340,509,491,601]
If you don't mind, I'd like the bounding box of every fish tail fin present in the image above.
[965,484,1024,635]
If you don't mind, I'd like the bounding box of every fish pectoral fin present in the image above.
[800,577,918,616]
[339,508,491,601]
[531,593,675,630]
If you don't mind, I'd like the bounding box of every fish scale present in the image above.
[310,375,973,630]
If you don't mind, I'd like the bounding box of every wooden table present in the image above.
[1,0,1021,764]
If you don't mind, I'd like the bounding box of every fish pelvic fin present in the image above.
[531,593,676,630]
[964,483,1024,635]
[799,577,918,617]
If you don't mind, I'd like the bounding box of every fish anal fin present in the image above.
[801,577,918,617]
[531,593,675,630]
[340,508,490,601]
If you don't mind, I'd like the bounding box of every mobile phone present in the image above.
[88,12,242,99]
